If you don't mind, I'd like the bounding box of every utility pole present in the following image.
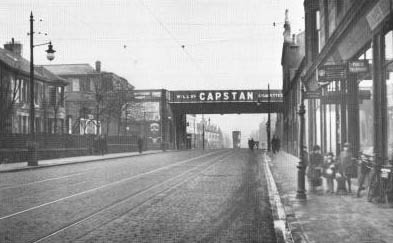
[28,12,55,166]
[267,84,271,152]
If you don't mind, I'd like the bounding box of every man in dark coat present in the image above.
[137,136,144,154]
[337,142,353,193]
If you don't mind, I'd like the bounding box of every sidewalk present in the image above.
[265,151,393,243]
[0,150,165,173]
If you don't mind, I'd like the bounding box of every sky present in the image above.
[1,0,305,139]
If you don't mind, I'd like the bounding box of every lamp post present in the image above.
[28,11,56,166]
[202,114,205,150]
[296,83,307,200]
[266,84,271,152]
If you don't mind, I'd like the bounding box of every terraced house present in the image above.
[0,39,67,135]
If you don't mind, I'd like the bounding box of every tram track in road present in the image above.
[0,150,223,221]
[32,151,234,243]
[0,150,218,191]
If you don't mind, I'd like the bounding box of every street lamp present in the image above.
[28,11,56,166]
[296,83,307,200]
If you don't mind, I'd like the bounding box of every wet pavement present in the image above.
[268,151,393,243]
[0,150,163,173]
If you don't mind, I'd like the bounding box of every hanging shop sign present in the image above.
[304,90,321,99]
[348,60,370,74]
[318,64,347,82]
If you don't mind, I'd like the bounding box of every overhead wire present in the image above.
[136,0,208,82]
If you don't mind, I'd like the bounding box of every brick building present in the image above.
[43,61,134,136]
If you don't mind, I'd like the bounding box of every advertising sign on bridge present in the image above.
[170,90,283,103]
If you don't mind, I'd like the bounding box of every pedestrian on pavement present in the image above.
[357,152,372,197]
[271,135,278,154]
[100,135,107,155]
[336,142,354,194]
[307,145,324,193]
[323,152,336,194]
[137,136,144,154]
[93,136,100,154]
[248,138,255,151]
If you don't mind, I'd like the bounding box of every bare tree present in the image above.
[0,65,21,134]
[46,85,66,134]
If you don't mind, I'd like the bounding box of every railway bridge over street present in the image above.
[126,89,284,150]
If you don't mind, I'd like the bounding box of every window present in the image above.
[79,78,92,92]
[59,86,65,107]
[18,115,22,133]
[21,80,27,103]
[66,115,72,134]
[23,116,28,134]
[10,78,20,103]
[49,86,56,106]
[71,78,79,91]
[35,117,41,133]
[316,10,321,53]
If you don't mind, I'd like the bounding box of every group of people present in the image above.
[305,143,355,195]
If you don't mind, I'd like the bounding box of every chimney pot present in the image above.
[4,38,22,56]
[95,61,101,72]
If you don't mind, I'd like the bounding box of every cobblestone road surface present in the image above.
[0,149,275,243]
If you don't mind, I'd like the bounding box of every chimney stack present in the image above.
[4,38,23,56]
[95,60,101,72]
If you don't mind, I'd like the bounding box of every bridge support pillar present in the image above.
[174,112,187,150]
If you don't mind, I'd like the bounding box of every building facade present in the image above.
[0,39,66,135]
[43,61,134,136]
[280,10,305,156]
[288,0,393,166]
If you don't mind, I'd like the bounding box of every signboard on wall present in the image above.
[304,90,321,99]
[348,60,370,74]
[170,90,283,103]
[318,64,346,82]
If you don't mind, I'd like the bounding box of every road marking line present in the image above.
[0,172,87,191]
[0,150,223,221]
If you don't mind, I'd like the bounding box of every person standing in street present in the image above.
[323,152,336,193]
[307,145,324,193]
[337,142,354,194]
[271,135,278,154]
[137,136,144,154]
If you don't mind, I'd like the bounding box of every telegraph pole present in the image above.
[267,84,271,152]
